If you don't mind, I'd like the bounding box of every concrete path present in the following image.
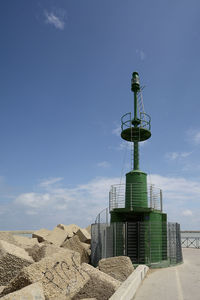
[133,248,200,300]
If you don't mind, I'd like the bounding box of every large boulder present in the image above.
[81,242,91,256]
[13,235,40,249]
[27,242,75,262]
[98,256,134,282]
[44,227,69,247]
[0,240,34,285]
[0,250,89,300]
[0,232,20,247]
[24,244,43,262]
[57,224,81,238]
[72,263,121,300]
[0,282,45,299]
[13,236,42,264]
[32,228,51,243]
[76,228,91,244]
[62,235,90,264]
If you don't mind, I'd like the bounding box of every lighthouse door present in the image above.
[125,222,146,264]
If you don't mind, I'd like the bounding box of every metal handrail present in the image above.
[95,208,109,225]
[109,183,162,212]
[121,112,151,132]
[181,237,200,249]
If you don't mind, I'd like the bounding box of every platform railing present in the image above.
[109,183,162,212]
[121,112,151,132]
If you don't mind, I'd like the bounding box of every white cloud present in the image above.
[39,177,63,188]
[15,193,51,208]
[13,177,121,228]
[166,152,179,160]
[117,140,147,151]
[181,152,192,158]
[0,173,199,230]
[193,132,200,144]
[140,140,148,147]
[26,210,38,216]
[97,161,111,168]
[112,125,121,136]
[117,141,132,151]
[165,151,192,160]
[44,9,66,30]
[182,209,193,216]
[136,49,146,61]
[182,162,200,172]
[186,129,200,145]
[0,205,9,215]
[147,174,200,229]
[148,174,200,199]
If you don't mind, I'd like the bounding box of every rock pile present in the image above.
[0,224,134,299]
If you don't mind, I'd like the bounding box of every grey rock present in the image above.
[98,256,134,282]
[32,228,51,243]
[0,250,89,300]
[72,263,121,300]
[62,235,90,264]
[0,240,34,285]
[0,282,45,299]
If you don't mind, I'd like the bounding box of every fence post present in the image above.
[106,208,108,225]
[123,223,126,256]
[149,221,151,265]
[109,191,111,212]
[150,185,153,208]
[160,189,163,212]
[114,223,117,256]
[131,184,132,210]
[137,222,140,263]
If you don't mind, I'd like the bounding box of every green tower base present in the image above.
[110,210,167,265]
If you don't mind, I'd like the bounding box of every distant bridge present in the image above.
[181,231,200,249]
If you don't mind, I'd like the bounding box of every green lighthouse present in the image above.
[110,72,167,265]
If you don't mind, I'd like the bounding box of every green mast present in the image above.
[132,72,140,171]
[120,72,151,209]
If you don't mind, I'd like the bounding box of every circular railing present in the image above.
[109,183,162,212]
[121,112,151,132]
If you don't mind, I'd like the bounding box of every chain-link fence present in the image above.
[91,217,183,267]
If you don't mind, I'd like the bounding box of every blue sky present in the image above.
[0,0,200,230]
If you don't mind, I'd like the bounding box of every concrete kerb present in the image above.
[109,265,149,300]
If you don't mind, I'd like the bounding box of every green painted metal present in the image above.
[121,112,151,142]
[110,71,168,267]
[131,72,140,93]
[121,72,151,170]
[134,142,139,170]
[125,171,148,208]
[133,72,140,171]
[121,127,151,142]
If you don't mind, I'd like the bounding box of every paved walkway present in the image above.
[133,248,200,300]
